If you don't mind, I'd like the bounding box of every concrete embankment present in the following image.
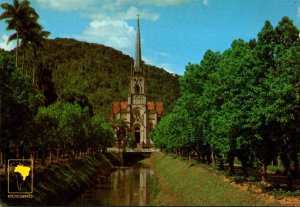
[149,152,279,206]
[1,152,122,206]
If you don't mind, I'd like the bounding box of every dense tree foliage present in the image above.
[19,38,180,119]
[35,101,115,164]
[0,49,115,170]
[0,50,44,170]
[152,17,300,189]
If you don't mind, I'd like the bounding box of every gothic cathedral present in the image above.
[112,16,163,148]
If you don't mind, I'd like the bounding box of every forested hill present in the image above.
[22,38,180,119]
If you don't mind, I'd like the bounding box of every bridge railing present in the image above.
[107,147,160,153]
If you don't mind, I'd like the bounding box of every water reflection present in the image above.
[72,164,154,206]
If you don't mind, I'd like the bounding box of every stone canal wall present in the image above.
[1,152,122,206]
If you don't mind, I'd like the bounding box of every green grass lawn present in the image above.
[151,152,280,206]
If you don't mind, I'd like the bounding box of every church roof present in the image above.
[156,102,164,115]
[147,102,164,115]
[121,102,128,111]
[112,101,163,115]
[112,102,128,115]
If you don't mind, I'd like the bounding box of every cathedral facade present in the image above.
[112,17,163,148]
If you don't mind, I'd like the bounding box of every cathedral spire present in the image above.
[134,15,141,71]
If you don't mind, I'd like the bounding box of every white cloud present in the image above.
[36,0,189,12]
[203,0,208,6]
[81,5,159,55]
[143,55,176,74]
[155,52,171,57]
[157,63,175,74]
[105,0,189,8]
[149,0,189,6]
[0,34,16,51]
[118,6,159,21]
[298,7,300,18]
[82,19,135,54]
[37,0,96,11]
[89,6,159,21]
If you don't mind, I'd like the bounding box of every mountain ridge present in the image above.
[21,37,180,119]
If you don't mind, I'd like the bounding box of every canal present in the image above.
[71,162,155,206]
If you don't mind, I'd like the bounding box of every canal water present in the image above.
[72,163,155,206]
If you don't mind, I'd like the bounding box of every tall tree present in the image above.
[19,21,50,80]
[275,16,300,49]
[0,0,39,68]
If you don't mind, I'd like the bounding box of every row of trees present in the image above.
[152,17,300,189]
[1,50,116,172]
[0,1,116,172]
[34,102,115,164]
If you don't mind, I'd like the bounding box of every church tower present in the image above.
[112,16,164,149]
[127,15,149,147]
[128,15,146,104]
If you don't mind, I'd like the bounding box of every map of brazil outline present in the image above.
[8,159,33,194]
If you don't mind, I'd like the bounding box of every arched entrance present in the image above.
[134,127,141,143]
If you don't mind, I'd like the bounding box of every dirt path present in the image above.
[219,173,300,206]
[212,164,300,206]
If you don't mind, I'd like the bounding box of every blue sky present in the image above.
[0,0,299,75]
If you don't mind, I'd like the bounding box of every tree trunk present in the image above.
[211,151,216,166]
[16,144,19,159]
[49,146,52,164]
[241,162,248,177]
[261,163,267,183]
[277,156,281,167]
[4,153,7,174]
[0,151,3,165]
[280,153,293,189]
[287,169,293,190]
[22,46,25,74]
[16,32,19,68]
[228,152,235,174]
[228,157,235,175]
[56,144,60,163]
[294,156,299,176]
[195,151,201,163]
[219,160,224,170]
[30,150,36,169]
[219,155,224,170]
[41,147,46,165]
[62,151,65,163]
[32,65,35,84]
[32,45,38,85]
[206,150,212,164]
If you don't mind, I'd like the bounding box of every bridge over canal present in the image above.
[107,148,159,164]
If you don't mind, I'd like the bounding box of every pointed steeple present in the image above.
[134,15,141,72]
